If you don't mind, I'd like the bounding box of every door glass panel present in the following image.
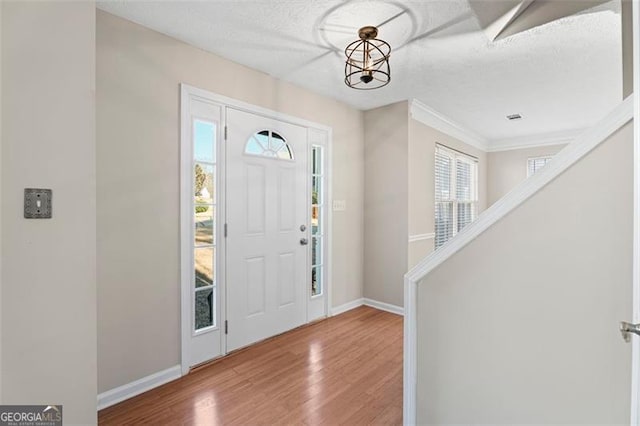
[187,108,220,349]
[194,120,216,163]
[312,147,321,174]
[255,130,270,149]
[272,132,293,160]
[312,176,322,204]
[193,118,216,331]
[270,133,285,152]
[195,288,214,329]
[195,205,214,246]
[312,266,322,297]
[311,205,321,234]
[195,247,214,288]
[246,138,264,156]
[195,163,215,204]
[245,130,294,160]
[311,145,324,297]
[312,236,321,266]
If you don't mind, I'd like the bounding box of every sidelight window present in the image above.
[311,145,324,297]
[193,120,217,331]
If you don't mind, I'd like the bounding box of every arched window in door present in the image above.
[245,130,294,160]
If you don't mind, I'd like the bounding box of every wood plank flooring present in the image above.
[98,306,403,425]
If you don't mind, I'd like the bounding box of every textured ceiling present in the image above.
[97,0,622,142]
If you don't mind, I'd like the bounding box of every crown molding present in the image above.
[409,99,490,152]
[409,98,588,153]
[487,128,585,152]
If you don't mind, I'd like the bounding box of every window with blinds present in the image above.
[435,144,478,249]
[527,156,553,177]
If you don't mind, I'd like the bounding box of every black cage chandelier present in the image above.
[344,26,391,90]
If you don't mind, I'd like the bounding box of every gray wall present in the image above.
[487,144,567,205]
[363,102,409,308]
[417,122,633,424]
[97,10,364,393]
[408,118,488,269]
[362,107,488,307]
[1,1,97,423]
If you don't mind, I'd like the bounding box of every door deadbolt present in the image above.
[300,224,306,232]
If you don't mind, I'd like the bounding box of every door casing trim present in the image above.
[630,0,640,423]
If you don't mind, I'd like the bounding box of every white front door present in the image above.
[226,108,309,352]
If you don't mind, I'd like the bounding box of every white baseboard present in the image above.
[364,298,404,316]
[330,298,364,316]
[97,365,182,411]
[330,297,404,316]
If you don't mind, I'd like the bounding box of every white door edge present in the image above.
[630,1,640,424]
[180,85,190,376]
[180,84,333,374]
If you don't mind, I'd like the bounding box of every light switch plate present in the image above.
[332,200,346,211]
[24,188,52,219]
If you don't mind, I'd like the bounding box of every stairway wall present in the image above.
[416,122,633,423]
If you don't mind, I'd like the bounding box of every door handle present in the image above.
[620,321,640,342]
[300,238,308,246]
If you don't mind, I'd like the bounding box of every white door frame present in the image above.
[180,92,225,370]
[179,83,333,375]
[631,0,640,423]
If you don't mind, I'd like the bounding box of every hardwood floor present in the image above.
[98,306,403,425]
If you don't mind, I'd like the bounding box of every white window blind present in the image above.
[527,156,553,177]
[435,144,478,249]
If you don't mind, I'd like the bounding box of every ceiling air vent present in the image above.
[506,113,523,121]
